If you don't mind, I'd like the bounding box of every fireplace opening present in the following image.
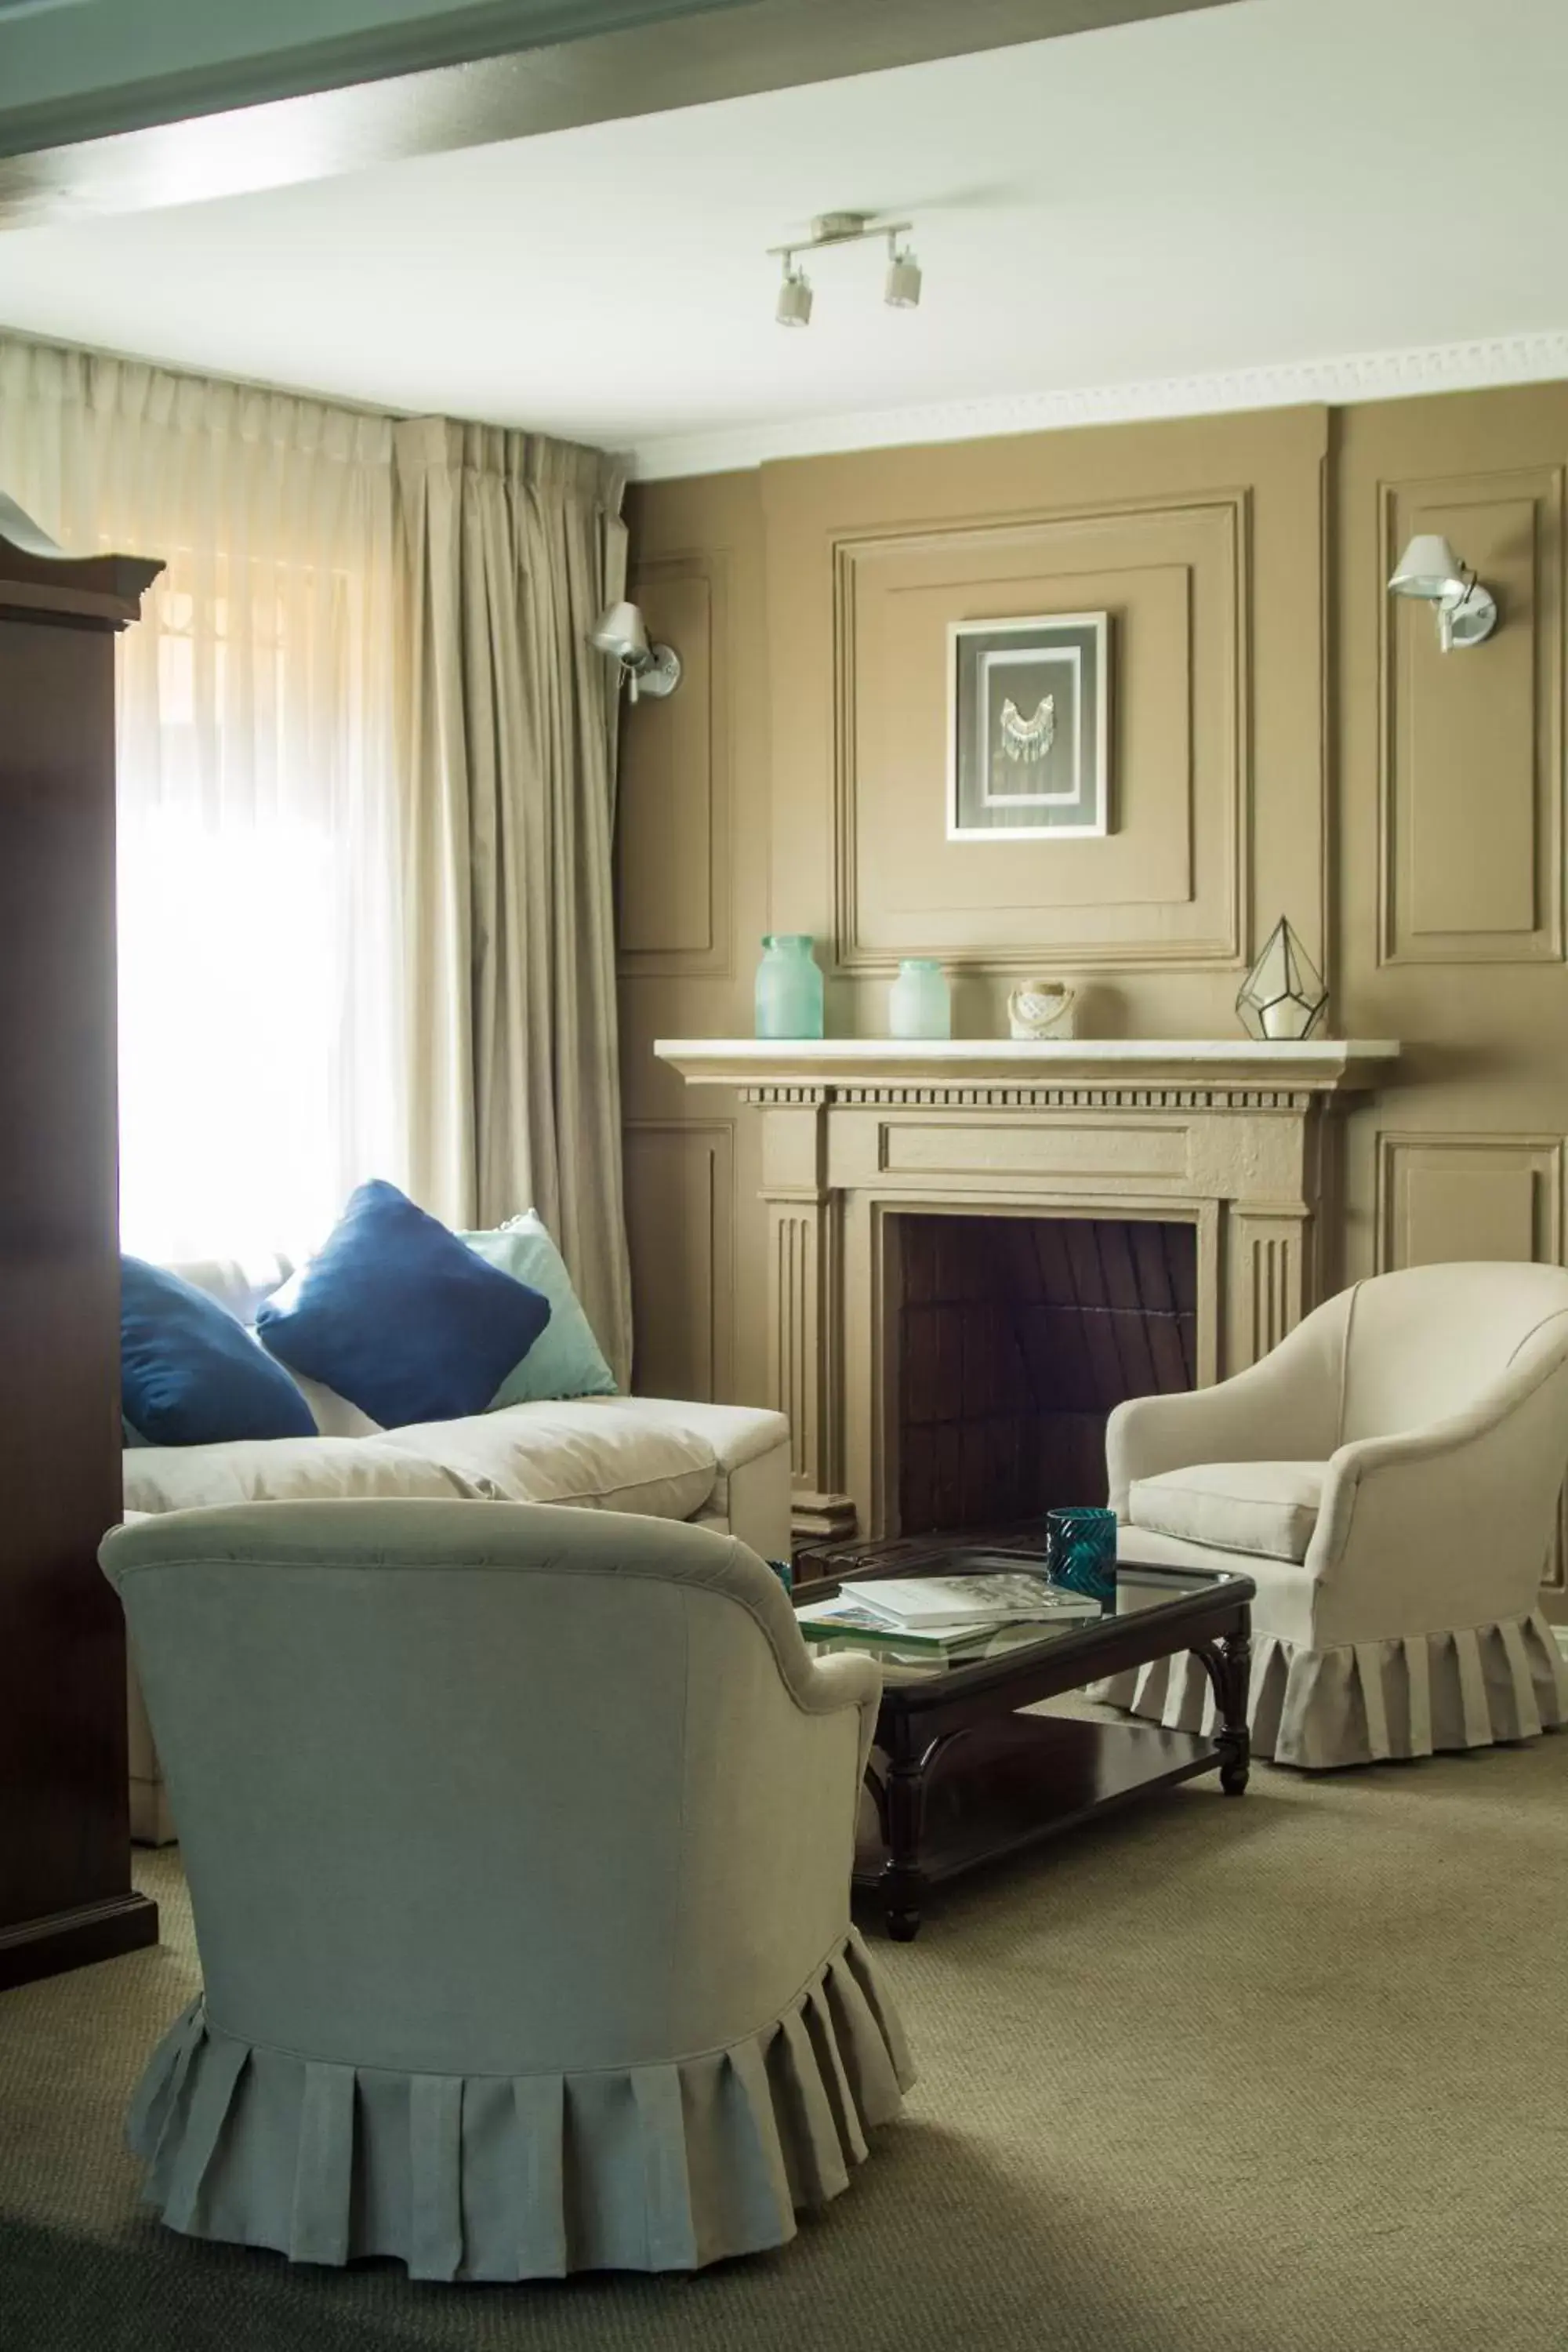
[892,1214,1197,1537]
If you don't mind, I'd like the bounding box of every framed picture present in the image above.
[947,611,1110,841]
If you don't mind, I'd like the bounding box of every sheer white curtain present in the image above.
[0,339,406,1263]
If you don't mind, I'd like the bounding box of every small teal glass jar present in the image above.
[889,957,952,1040]
[754,935,825,1040]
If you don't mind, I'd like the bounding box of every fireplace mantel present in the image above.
[654,1035,1400,1545]
[655,1036,1397,1104]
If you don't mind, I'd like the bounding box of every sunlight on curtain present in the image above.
[0,339,405,1262]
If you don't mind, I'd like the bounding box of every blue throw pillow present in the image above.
[256,1180,552,1429]
[121,1258,318,1446]
[462,1214,618,1404]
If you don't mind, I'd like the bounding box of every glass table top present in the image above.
[794,1547,1250,1682]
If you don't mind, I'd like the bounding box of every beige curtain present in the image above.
[394,419,633,1385]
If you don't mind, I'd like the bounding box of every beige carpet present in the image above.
[3,1729,1566,2352]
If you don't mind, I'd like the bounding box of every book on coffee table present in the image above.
[796,1571,1099,1650]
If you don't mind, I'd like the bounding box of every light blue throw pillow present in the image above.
[463,1214,618,1405]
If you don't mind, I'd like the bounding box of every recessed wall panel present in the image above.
[833,497,1244,971]
[616,564,724,967]
[622,1121,734,1402]
[1381,470,1563,964]
[1377,1134,1563,1271]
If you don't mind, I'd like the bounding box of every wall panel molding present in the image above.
[616,552,732,975]
[828,491,1249,974]
[1377,466,1565,965]
[1374,1132,1565,1274]
[622,1120,735,1401]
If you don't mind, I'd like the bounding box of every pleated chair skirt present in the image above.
[1097,1608,1567,1769]
[128,1924,915,2280]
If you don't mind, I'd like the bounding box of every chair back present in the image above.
[1339,1261,1568,1443]
[101,1500,860,2080]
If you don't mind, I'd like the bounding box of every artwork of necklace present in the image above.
[997,692,1054,764]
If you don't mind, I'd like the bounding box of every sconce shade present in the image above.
[589,599,681,701]
[1386,532,1497,649]
[590,602,650,663]
[1388,534,1465,599]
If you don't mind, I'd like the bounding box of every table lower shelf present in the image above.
[856,1709,1226,1902]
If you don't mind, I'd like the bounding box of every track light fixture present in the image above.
[769,212,922,327]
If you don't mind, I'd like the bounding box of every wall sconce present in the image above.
[1388,534,1497,652]
[589,601,681,701]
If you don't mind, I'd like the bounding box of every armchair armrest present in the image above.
[1107,1319,1339,1515]
[800,1650,884,1779]
[1304,1343,1568,1638]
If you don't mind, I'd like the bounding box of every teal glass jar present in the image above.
[889,957,952,1040]
[754,935,825,1040]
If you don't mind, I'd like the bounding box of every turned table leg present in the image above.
[1195,1619,1252,1796]
[882,1726,930,1940]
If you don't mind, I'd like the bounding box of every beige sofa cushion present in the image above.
[611,1397,790,1521]
[1128,1460,1324,1564]
[374,1399,719,1519]
[125,1436,476,1514]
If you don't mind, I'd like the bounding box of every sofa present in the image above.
[123,1257,793,1842]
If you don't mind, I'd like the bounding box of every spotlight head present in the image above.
[776,261,813,328]
[884,241,921,310]
[590,601,651,665]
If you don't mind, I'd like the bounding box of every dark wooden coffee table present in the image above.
[797,1537,1254,1939]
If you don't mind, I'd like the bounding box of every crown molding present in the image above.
[626,330,1568,481]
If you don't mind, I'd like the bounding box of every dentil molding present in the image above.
[654,1036,1399,1100]
[628,331,1568,481]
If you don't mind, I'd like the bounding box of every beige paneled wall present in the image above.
[617,468,772,1412]
[620,384,1568,1610]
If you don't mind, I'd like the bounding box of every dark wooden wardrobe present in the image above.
[0,507,162,1987]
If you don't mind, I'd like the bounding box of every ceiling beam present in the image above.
[0,0,1236,229]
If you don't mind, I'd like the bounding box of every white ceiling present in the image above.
[0,0,1564,476]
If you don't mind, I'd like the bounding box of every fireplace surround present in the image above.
[655,1039,1397,1548]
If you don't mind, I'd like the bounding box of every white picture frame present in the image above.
[946,611,1111,841]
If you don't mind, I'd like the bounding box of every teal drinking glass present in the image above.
[1045,1506,1119,1606]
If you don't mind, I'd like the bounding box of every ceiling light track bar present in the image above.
[768,212,913,260]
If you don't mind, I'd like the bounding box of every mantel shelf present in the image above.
[654,1036,1399,1096]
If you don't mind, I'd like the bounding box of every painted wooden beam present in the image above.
[0,0,1236,227]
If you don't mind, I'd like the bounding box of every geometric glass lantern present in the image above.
[1235,916,1329,1041]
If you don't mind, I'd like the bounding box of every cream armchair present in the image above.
[1102,1262,1568,1768]
[100,1499,913,2280]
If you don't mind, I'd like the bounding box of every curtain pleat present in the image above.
[393,417,633,1386]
